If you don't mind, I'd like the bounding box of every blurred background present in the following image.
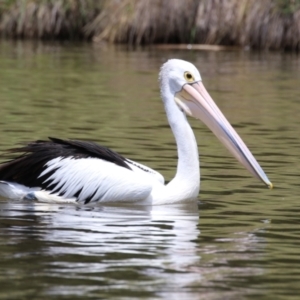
[0,0,299,50]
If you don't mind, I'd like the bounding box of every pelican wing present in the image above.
[40,157,153,203]
[126,159,165,184]
[0,138,154,203]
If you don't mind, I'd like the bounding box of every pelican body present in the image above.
[0,59,272,205]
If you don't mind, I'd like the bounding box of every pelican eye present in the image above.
[184,71,195,82]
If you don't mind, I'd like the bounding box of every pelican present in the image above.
[0,59,272,205]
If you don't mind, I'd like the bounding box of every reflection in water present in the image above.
[0,40,300,299]
[0,200,267,299]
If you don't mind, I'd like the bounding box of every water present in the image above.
[0,40,299,299]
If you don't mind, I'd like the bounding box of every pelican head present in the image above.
[160,59,272,189]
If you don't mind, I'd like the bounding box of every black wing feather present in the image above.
[0,137,131,190]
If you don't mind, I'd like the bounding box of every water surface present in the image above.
[0,41,299,299]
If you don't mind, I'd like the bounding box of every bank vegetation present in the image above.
[0,0,299,50]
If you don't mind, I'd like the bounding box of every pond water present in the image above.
[0,40,299,299]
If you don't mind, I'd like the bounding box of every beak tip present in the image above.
[268,182,274,189]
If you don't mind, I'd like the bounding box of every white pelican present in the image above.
[0,59,272,205]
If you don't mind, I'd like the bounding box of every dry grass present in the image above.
[0,0,102,39]
[87,0,300,50]
[85,0,199,44]
[0,0,299,50]
[193,0,300,50]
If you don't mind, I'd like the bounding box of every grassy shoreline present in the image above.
[0,0,299,51]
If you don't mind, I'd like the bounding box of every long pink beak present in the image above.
[175,81,273,188]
